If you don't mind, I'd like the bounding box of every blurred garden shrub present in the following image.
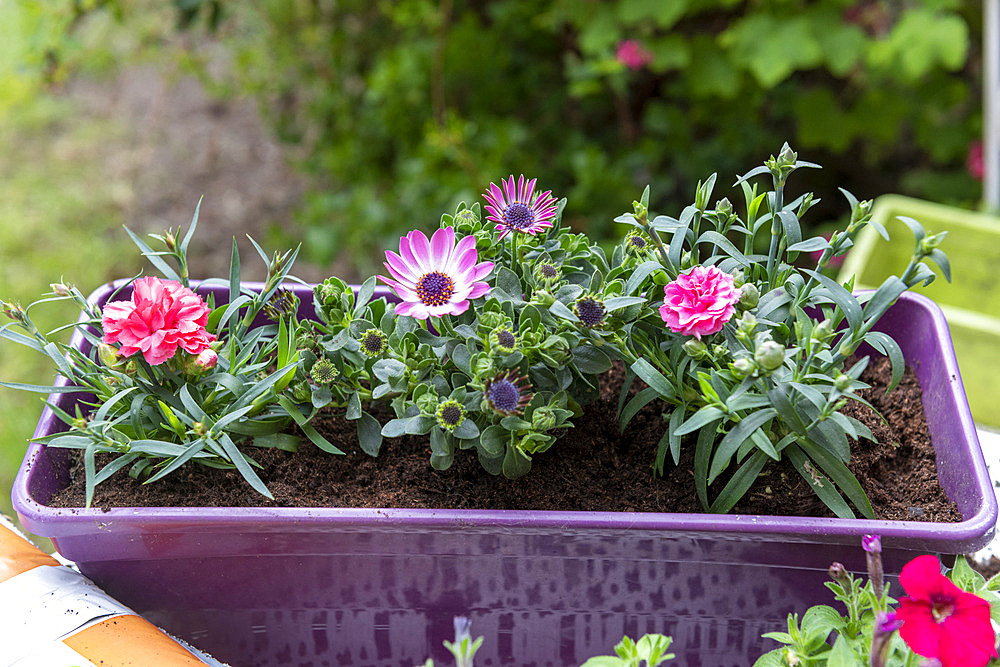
[38,0,986,272]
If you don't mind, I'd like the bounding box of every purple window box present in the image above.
[11,283,997,666]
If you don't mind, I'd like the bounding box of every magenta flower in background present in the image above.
[380,227,494,320]
[896,555,998,667]
[659,266,740,339]
[483,175,558,240]
[967,140,984,181]
[862,534,881,553]
[615,40,653,70]
[101,276,215,366]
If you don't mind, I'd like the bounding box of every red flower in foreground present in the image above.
[102,277,215,366]
[897,555,998,667]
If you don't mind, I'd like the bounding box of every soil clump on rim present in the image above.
[50,357,961,522]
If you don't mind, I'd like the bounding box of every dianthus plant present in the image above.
[611,144,949,517]
[0,205,334,506]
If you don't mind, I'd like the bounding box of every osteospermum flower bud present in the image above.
[359,328,388,357]
[310,359,338,385]
[531,405,557,431]
[483,371,533,416]
[435,399,466,432]
[574,294,606,329]
[754,341,785,372]
[491,327,518,354]
[534,261,561,285]
[624,230,651,254]
[453,208,478,228]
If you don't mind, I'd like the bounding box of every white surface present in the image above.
[974,425,1000,561]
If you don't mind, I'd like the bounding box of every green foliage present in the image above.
[157,0,981,271]
[580,633,675,667]
[755,553,1000,667]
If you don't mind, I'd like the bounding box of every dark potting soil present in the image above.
[50,358,962,522]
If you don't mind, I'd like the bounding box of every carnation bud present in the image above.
[683,339,708,359]
[834,374,851,392]
[737,311,757,335]
[72,416,89,430]
[531,406,558,431]
[164,231,177,250]
[812,318,834,342]
[716,197,733,217]
[730,357,756,378]
[778,143,797,167]
[839,341,858,357]
[195,349,218,372]
[732,270,746,288]
[193,421,207,436]
[712,343,728,358]
[49,282,73,297]
[1,300,26,323]
[754,341,785,371]
[738,283,759,309]
[919,231,947,256]
[849,199,873,228]
[98,343,124,368]
[290,380,312,403]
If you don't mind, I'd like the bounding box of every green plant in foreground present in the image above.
[755,536,1000,667]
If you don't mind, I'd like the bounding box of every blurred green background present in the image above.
[0,0,987,519]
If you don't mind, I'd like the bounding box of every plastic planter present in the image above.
[12,282,997,667]
[840,195,1000,427]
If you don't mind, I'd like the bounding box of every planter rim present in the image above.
[11,282,997,551]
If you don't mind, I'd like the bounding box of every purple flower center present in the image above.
[416,271,456,307]
[439,404,463,426]
[496,329,516,349]
[629,235,647,248]
[488,378,521,412]
[361,330,386,355]
[575,297,605,328]
[503,202,535,230]
[539,263,558,278]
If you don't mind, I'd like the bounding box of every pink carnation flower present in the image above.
[659,266,739,339]
[102,276,216,366]
[967,140,984,181]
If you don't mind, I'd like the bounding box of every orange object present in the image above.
[0,517,225,667]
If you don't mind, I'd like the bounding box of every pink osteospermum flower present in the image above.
[483,175,558,240]
[658,265,740,339]
[896,555,998,667]
[380,226,494,320]
[101,276,215,366]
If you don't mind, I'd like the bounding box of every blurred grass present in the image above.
[0,94,133,519]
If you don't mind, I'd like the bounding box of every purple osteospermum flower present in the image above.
[381,227,494,320]
[483,175,558,240]
[484,370,533,416]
